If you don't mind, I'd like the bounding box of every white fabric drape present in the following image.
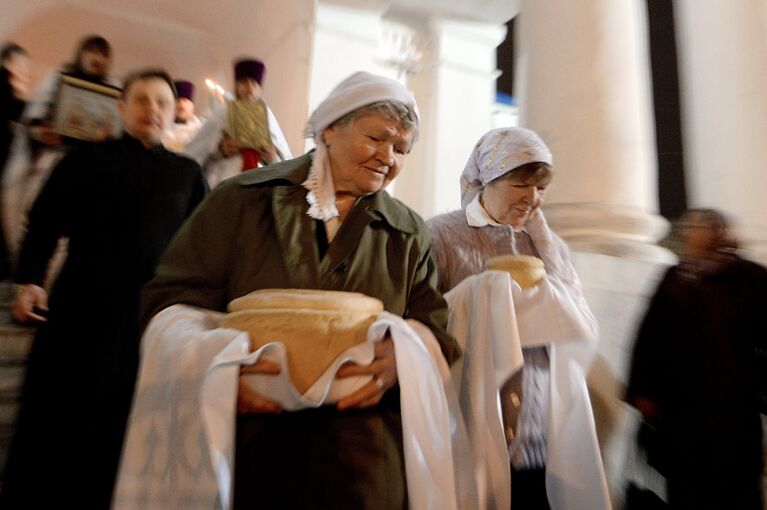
[445,270,611,510]
[113,305,475,510]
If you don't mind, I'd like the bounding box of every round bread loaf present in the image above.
[486,254,546,289]
[221,289,384,394]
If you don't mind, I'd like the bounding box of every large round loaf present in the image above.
[221,289,384,394]
[486,254,546,289]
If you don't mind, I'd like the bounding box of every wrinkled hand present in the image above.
[335,335,397,411]
[237,359,283,414]
[219,133,240,157]
[11,284,48,324]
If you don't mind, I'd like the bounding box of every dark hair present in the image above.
[680,207,739,252]
[491,161,554,186]
[1,42,26,63]
[67,35,111,73]
[121,69,177,99]
[77,35,111,58]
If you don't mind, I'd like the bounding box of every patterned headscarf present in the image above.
[303,72,419,222]
[460,127,553,208]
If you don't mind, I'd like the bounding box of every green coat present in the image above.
[142,152,460,510]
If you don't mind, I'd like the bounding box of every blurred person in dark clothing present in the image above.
[21,35,120,222]
[627,208,766,510]
[0,42,30,277]
[26,34,116,150]
[0,69,207,509]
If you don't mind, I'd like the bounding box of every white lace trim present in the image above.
[302,142,339,221]
[465,193,525,233]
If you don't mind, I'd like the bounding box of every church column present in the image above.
[674,0,767,265]
[516,0,672,263]
[389,17,507,218]
[306,1,395,148]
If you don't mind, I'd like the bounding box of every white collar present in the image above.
[465,193,502,227]
[464,193,526,232]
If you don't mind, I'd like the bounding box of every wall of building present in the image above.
[1,0,314,156]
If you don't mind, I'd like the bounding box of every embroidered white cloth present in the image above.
[460,127,552,208]
[113,305,475,510]
[302,71,419,224]
[445,270,611,510]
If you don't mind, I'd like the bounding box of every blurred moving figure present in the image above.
[627,208,766,510]
[25,34,116,150]
[185,58,292,189]
[21,35,118,214]
[161,79,203,153]
[0,69,207,509]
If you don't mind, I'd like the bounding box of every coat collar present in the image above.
[235,152,418,235]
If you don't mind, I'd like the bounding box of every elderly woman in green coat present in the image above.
[139,72,460,510]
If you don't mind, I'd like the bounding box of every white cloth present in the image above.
[460,127,553,208]
[162,115,204,153]
[183,99,292,189]
[114,305,475,510]
[445,270,611,510]
[302,71,419,222]
[445,271,524,510]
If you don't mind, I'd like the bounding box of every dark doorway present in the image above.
[646,0,688,219]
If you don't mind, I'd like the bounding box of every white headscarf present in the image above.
[303,71,419,223]
[460,127,553,208]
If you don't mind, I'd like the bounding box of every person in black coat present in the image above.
[627,208,766,510]
[0,69,208,509]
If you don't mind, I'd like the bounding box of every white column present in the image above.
[306,1,396,142]
[516,0,672,263]
[675,0,767,265]
[392,18,507,219]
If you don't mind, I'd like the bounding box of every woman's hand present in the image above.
[335,335,397,411]
[11,284,48,324]
[237,360,283,414]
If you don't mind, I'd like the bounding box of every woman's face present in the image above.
[323,113,414,197]
[80,49,110,78]
[481,172,549,229]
